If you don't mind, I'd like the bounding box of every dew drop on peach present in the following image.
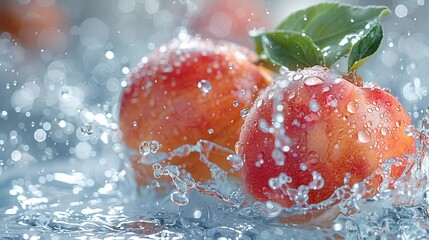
[347,101,359,113]
[197,79,212,94]
[357,130,371,143]
[303,76,324,86]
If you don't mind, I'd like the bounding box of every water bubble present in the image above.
[240,109,249,118]
[358,130,371,143]
[139,140,162,155]
[227,154,243,169]
[395,4,408,18]
[80,124,93,136]
[347,102,359,113]
[240,89,247,95]
[197,79,212,94]
[304,76,324,86]
[232,101,240,107]
[133,121,138,127]
[0,110,7,120]
[170,191,189,206]
[11,150,22,161]
[207,128,214,134]
[105,50,115,59]
[153,164,163,178]
[34,129,47,142]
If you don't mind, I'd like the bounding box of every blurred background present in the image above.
[0,0,427,187]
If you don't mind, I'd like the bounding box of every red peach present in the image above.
[120,36,271,185]
[237,66,416,207]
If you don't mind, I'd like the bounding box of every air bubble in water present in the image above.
[197,79,212,94]
[153,163,163,178]
[80,123,93,136]
[139,140,162,155]
[170,191,189,206]
[34,129,47,142]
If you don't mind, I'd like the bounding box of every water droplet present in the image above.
[326,95,338,108]
[405,125,415,137]
[80,123,93,136]
[275,135,291,152]
[133,121,138,127]
[300,163,307,171]
[139,140,162,155]
[309,99,320,112]
[240,89,247,95]
[232,101,240,107]
[347,102,359,113]
[352,182,367,198]
[105,50,115,59]
[357,130,371,143]
[304,76,324,86]
[306,151,319,167]
[292,72,304,81]
[170,191,189,206]
[380,127,388,136]
[227,154,243,169]
[271,149,285,166]
[279,66,289,75]
[240,109,249,118]
[197,79,212,94]
[207,128,214,134]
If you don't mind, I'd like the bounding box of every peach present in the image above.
[120,36,271,184]
[237,66,416,207]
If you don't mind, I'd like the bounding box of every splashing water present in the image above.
[1,1,429,239]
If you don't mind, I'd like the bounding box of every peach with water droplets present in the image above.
[120,36,271,184]
[237,66,416,208]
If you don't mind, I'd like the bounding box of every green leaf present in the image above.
[249,29,266,56]
[348,23,383,72]
[261,31,324,69]
[276,3,390,67]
